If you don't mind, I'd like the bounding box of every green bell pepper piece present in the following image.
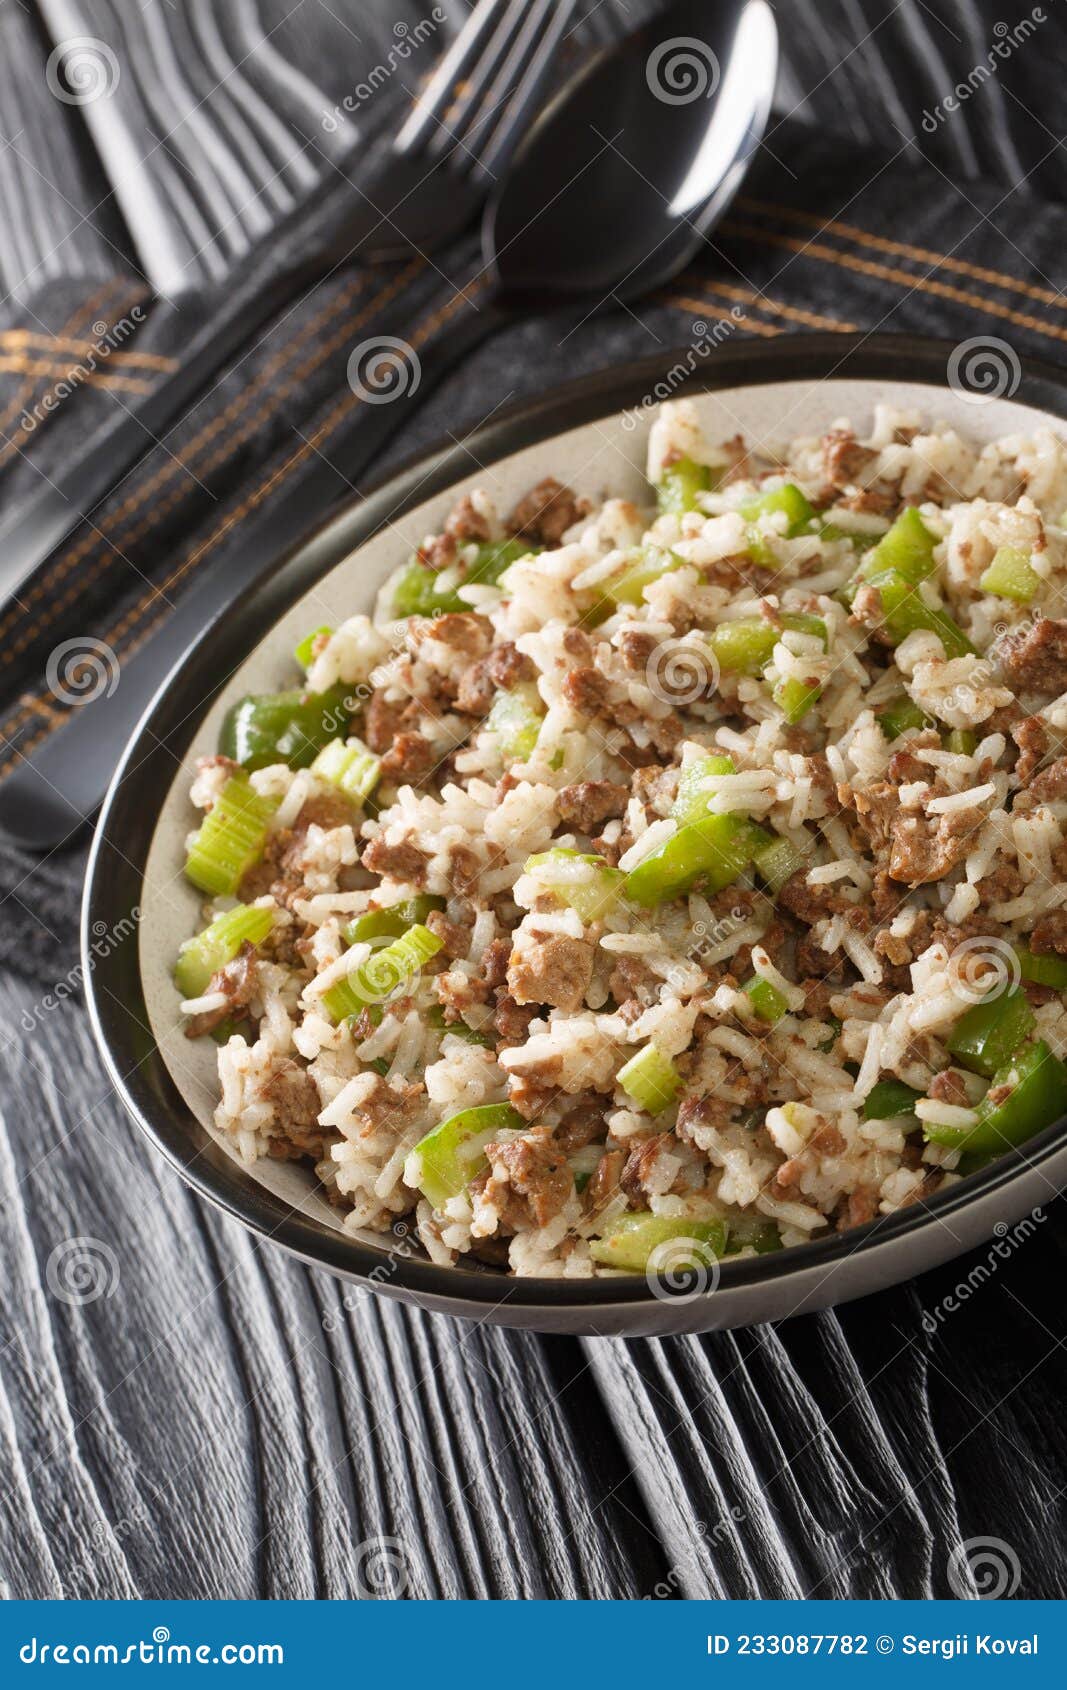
[864,568,975,659]
[343,895,445,947]
[979,545,1039,603]
[391,537,537,618]
[589,1213,728,1272]
[707,613,826,677]
[772,674,821,724]
[656,455,713,514]
[294,625,332,670]
[740,482,817,535]
[1015,945,1067,989]
[924,1039,1067,1154]
[876,694,931,741]
[601,545,687,607]
[221,683,352,771]
[857,506,938,587]
[863,1078,923,1121]
[672,754,735,826]
[946,987,1036,1079]
[625,814,771,908]
[409,1101,525,1208]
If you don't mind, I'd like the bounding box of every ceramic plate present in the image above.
[85,333,1067,1335]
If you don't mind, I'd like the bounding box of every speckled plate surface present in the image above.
[85,333,1067,1335]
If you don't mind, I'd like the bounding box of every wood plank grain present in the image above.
[0,981,669,1599]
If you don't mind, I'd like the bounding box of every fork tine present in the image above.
[465,0,579,183]
[394,0,508,155]
[422,0,532,160]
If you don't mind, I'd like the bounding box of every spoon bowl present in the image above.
[488,0,777,304]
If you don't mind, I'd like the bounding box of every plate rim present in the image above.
[83,329,1067,1316]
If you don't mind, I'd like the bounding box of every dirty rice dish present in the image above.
[172,399,1067,1279]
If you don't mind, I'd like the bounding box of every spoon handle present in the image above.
[0,291,512,852]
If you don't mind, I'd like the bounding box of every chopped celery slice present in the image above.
[707,613,826,676]
[294,625,332,670]
[865,568,975,659]
[979,545,1039,603]
[1015,945,1067,989]
[589,1213,728,1273]
[656,455,712,514]
[876,694,931,741]
[486,682,543,762]
[924,1040,1067,1153]
[742,976,789,1024]
[772,674,821,724]
[672,754,735,826]
[945,728,976,755]
[725,1215,783,1254]
[617,1043,682,1113]
[600,544,688,607]
[220,683,352,771]
[947,987,1035,1080]
[524,848,624,923]
[344,895,445,947]
[863,1078,922,1121]
[740,482,817,535]
[320,923,443,1022]
[625,814,771,908]
[184,773,278,897]
[753,834,808,893]
[175,904,275,999]
[391,537,537,618]
[409,1101,524,1208]
[311,736,381,804]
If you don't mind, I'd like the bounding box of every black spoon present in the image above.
[0,0,777,851]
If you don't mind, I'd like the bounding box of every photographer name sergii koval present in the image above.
[902,1636,1038,1659]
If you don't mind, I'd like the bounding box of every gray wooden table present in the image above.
[1,0,1066,1601]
